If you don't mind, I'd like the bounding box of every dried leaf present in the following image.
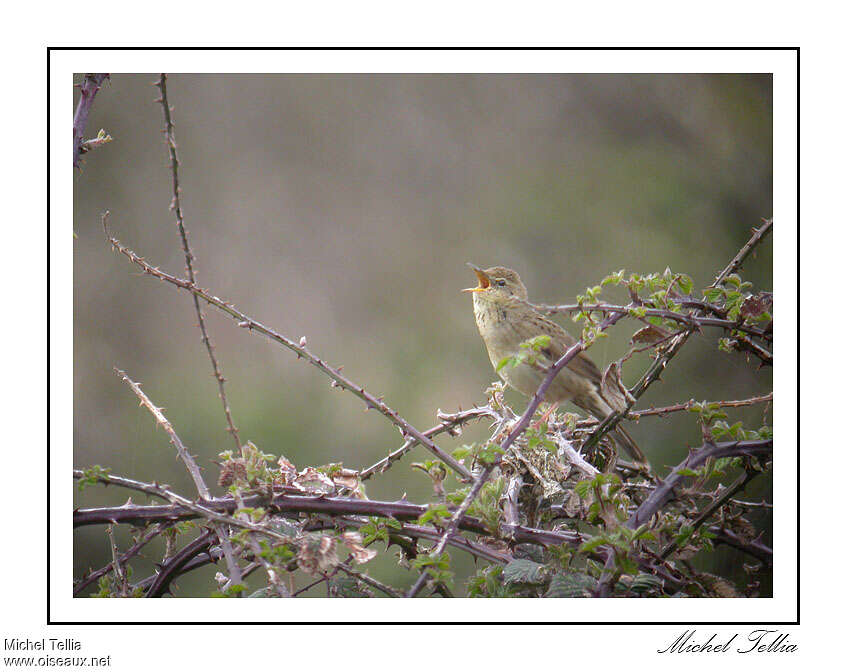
[726,516,756,544]
[563,488,592,518]
[600,361,629,412]
[341,531,377,564]
[297,535,339,575]
[295,467,336,494]
[699,572,742,598]
[333,468,363,494]
[740,293,773,318]
[217,458,247,487]
[630,323,672,345]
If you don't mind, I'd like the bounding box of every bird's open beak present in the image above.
[462,263,490,292]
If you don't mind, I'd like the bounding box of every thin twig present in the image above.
[658,469,759,561]
[103,218,471,480]
[536,303,770,340]
[154,74,242,452]
[713,219,773,286]
[707,526,773,567]
[74,523,165,596]
[359,406,491,481]
[627,393,773,420]
[107,525,129,597]
[337,565,404,598]
[570,392,773,427]
[113,368,210,499]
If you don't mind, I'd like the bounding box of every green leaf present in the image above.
[703,287,725,303]
[630,573,664,595]
[417,503,451,526]
[544,572,596,597]
[213,583,247,598]
[574,479,593,499]
[502,559,548,585]
[601,270,625,286]
[578,536,608,554]
[478,442,504,465]
[452,445,473,459]
[77,465,111,491]
[674,525,695,547]
[496,356,515,372]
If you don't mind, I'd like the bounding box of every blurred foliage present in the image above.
[73,74,771,597]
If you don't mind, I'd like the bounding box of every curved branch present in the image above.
[146,529,217,597]
[627,439,772,529]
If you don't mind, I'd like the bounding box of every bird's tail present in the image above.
[610,426,647,466]
[574,391,647,466]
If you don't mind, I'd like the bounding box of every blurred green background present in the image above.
[73,74,773,597]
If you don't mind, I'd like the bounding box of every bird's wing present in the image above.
[534,313,603,387]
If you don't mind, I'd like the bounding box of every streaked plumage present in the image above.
[465,264,645,464]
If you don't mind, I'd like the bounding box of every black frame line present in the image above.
[54,45,798,625]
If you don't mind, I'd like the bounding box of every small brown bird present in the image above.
[464,264,645,464]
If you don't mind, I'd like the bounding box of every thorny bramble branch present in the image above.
[73,74,110,168]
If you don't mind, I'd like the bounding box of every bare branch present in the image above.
[146,529,217,597]
[113,368,210,499]
[103,218,471,480]
[625,393,773,420]
[712,219,773,287]
[154,74,242,452]
[359,406,491,481]
[107,525,129,597]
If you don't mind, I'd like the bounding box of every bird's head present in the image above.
[463,264,529,302]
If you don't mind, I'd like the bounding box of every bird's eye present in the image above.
[495,279,507,287]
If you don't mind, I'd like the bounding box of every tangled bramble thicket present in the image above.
[73,74,773,600]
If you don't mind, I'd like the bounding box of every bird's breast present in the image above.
[473,298,520,363]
